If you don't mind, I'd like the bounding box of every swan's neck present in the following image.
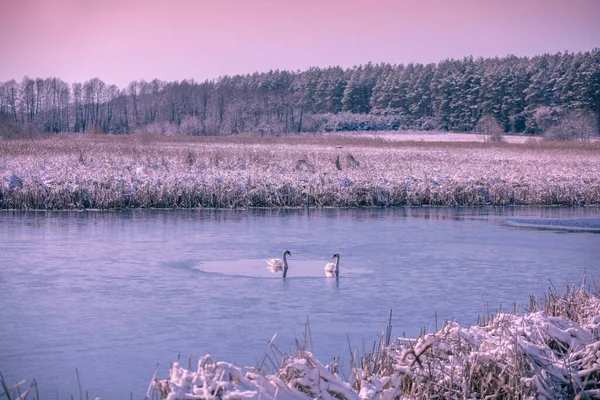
[335,256,340,273]
[282,253,289,278]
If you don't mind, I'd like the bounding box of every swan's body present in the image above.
[266,259,284,272]
[266,250,291,278]
[325,253,340,276]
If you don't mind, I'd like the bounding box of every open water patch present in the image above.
[505,217,600,233]
[193,258,369,278]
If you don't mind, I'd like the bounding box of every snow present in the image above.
[151,289,600,399]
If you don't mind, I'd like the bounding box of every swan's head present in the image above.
[332,253,340,258]
[284,250,291,256]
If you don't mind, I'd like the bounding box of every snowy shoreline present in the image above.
[152,284,600,399]
[2,284,599,399]
[2,135,600,209]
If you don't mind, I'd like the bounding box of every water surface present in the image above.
[1,207,599,399]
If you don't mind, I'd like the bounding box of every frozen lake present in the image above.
[1,207,599,399]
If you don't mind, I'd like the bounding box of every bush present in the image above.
[84,125,105,135]
[529,106,563,134]
[179,115,203,135]
[305,112,403,132]
[0,114,21,139]
[475,114,504,142]
[543,111,599,142]
[415,117,437,131]
[139,121,180,136]
[0,113,44,139]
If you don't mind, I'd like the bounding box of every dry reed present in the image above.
[1,134,599,209]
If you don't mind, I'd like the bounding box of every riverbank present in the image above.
[3,282,598,399]
[1,133,600,209]
[153,283,600,399]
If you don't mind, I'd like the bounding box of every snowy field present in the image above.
[1,133,600,209]
[333,130,545,143]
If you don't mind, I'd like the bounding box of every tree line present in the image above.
[0,49,598,137]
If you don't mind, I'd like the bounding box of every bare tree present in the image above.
[21,76,35,122]
[83,77,106,131]
[104,84,119,132]
[544,111,599,142]
[127,80,139,127]
[72,82,84,132]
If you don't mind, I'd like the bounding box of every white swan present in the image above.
[325,253,340,276]
[266,250,291,278]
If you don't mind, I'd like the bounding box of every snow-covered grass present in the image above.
[331,130,546,143]
[152,283,600,399]
[1,133,600,209]
[0,372,39,400]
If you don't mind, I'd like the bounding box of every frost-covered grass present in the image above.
[0,372,39,400]
[333,130,546,143]
[152,283,600,400]
[1,133,600,209]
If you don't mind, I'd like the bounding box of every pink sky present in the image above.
[0,0,598,88]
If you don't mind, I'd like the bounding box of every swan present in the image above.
[266,250,291,278]
[325,253,340,276]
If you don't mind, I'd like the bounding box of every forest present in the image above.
[0,49,599,137]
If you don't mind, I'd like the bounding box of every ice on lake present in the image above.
[194,258,371,278]
[505,217,600,232]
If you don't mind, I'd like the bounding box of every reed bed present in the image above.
[1,134,600,209]
[152,282,600,399]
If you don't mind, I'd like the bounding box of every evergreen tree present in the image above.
[342,67,370,114]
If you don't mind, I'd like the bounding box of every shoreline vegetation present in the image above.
[3,283,599,399]
[1,132,600,210]
[151,282,600,400]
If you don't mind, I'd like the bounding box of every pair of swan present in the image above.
[266,250,340,278]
